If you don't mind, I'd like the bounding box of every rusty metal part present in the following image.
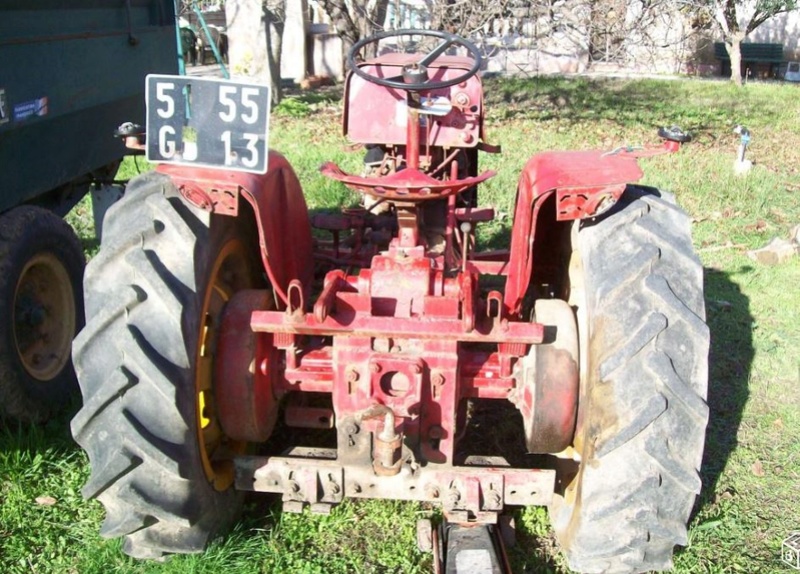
[215,289,280,443]
[359,405,404,475]
[252,304,543,344]
[235,448,555,519]
[417,519,434,553]
[510,299,579,453]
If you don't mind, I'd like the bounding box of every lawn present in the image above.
[1,76,799,574]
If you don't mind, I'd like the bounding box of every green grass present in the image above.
[3,77,799,573]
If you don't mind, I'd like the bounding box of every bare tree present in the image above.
[314,0,390,60]
[426,0,517,36]
[422,0,698,76]
[700,0,797,85]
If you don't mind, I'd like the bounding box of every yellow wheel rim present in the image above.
[13,253,75,381]
[195,238,255,491]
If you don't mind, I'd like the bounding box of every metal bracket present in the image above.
[235,449,555,521]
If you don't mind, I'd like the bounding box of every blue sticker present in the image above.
[0,89,8,125]
[13,97,48,121]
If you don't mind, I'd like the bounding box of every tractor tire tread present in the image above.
[71,173,240,558]
[553,186,709,573]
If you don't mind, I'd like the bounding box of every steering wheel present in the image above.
[348,29,483,91]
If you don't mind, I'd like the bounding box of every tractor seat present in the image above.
[320,162,496,202]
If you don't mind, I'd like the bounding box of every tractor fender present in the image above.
[503,150,645,317]
[156,151,314,307]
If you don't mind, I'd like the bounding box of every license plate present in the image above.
[145,74,271,174]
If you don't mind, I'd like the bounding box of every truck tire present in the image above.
[0,205,84,422]
[71,172,264,558]
[550,187,709,573]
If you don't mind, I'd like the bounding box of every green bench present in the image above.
[714,42,784,78]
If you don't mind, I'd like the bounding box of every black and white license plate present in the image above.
[145,74,271,174]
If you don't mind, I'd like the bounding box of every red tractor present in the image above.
[71,30,708,573]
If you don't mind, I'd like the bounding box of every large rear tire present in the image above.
[71,172,264,558]
[550,188,709,573]
[0,206,84,422]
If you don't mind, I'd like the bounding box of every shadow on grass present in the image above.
[480,76,771,141]
[0,397,83,465]
[694,267,754,507]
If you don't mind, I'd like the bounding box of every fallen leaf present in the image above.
[773,418,784,430]
[714,490,735,504]
[751,460,765,477]
[745,220,768,232]
[35,496,57,506]
[769,209,786,222]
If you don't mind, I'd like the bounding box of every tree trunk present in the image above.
[265,8,286,104]
[728,31,745,86]
[225,0,285,105]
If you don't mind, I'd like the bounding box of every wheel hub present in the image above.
[195,238,256,491]
[13,253,75,381]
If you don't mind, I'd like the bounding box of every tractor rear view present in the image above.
[71,30,709,573]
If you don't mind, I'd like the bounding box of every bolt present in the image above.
[287,480,301,494]
[454,92,470,106]
[370,363,382,374]
[353,483,362,493]
[486,489,502,509]
[347,368,360,383]
[431,372,445,386]
[328,481,341,495]
[344,422,360,435]
[428,425,444,440]
[411,363,423,374]
[426,484,441,499]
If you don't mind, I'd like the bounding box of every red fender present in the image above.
[156,151,314,307]
[503,150,645,318]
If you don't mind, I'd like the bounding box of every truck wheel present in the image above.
[0,206,84,422]
[71,172,264,558]
[550,188,709,573]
